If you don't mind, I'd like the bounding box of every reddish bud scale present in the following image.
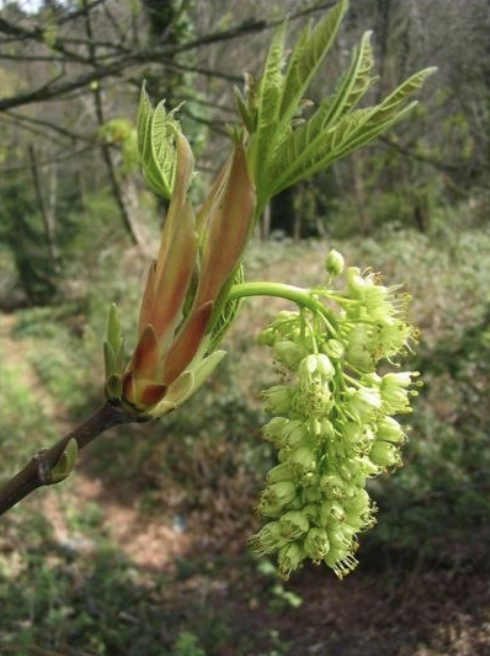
[162,301,214,386]
[194,145,256,307]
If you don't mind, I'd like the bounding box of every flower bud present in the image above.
[322,339,345,360]
[316,353,335,379]
[263,481,297,507]
[284,419,309,447]
[248,521,287,555]
[289,445,317,476]
[279,510,310,540]
[274,340,304,369]
[262,416,289,447]
[320,418,336,439]
[323,500,346,522]
[376,416,406,443]
[304,527,330,562]
[320,474,347,498]
[278,542,305,579]
[347,386,382,422]
[257,327,275,346]
[267,463,295,484]
[302,487,322,504]
[263,385,292,414]
[326,249,345,277]
[302,503,320,523]
[369,440,402,469]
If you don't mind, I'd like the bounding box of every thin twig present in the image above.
[0,402,145,518]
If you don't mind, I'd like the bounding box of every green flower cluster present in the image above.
[250,251,420,579]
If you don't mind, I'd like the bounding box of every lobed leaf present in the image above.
[270,67,436,194]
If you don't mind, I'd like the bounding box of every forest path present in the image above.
[1,312,70,426]
[0,311,188,570]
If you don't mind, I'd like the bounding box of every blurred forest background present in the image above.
[1,0,490,655]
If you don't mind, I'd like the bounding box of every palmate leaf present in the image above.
[249,0,347,211]
[279,0,348,124]
[137,83,179,199]
[270,67,436,195]
[268,30,375,195]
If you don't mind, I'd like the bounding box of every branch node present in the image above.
[34,449,53,485]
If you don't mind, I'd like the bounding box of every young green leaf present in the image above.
[137,83,179,199]
[280,0,348,124]
[270,67,436,194]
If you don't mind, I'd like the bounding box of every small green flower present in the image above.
[304,527,330,562]
[369,440,402,469]
[347,387,382,422]
[279,510,310,540]
[377,416,406,443]
[263,385,293,415]
[248,522,287,555]
[289,445,317,477]
[278,543,305,579]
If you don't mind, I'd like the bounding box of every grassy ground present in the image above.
[1,229,490,656]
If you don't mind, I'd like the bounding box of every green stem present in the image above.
[228,281,338,335]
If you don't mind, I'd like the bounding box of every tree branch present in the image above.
[0,1,338,112]
[0,402,145,518]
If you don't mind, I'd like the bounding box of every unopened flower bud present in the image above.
[377,416,406,443]
[323,500,346,522]
[257,327,275,346]
[284,419,308,447]
[326,249,345,277]
[262,416,289,446]
[298,354,319,383]
[274,340,304,369]
[267,463,295,484]
[265,481,297,507]
[263,385,292,414]
[323,339,345,360]
[369,440,402,468]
